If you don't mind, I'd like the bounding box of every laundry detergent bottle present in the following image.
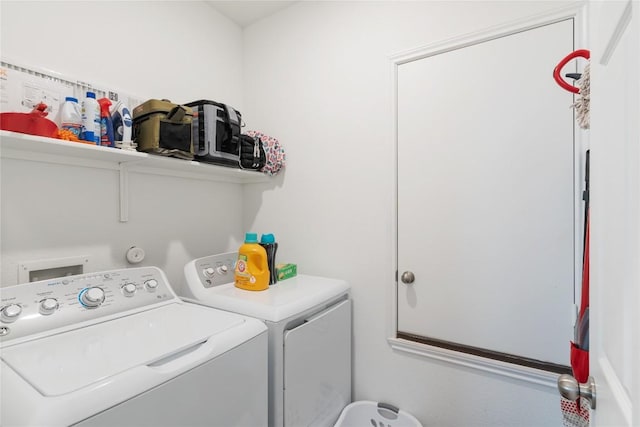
[81,92,99,143]
[111,101,132,143]
[260,233,278,285]
[60,97,82,138]
[97,97,115,147]
[235,232,270,291]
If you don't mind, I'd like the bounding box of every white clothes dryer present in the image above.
[183,252,351,427]
[0,266,268,427]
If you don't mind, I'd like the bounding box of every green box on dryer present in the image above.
[276,263,297,281]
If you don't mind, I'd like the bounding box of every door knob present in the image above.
[401,271,415,284]
[557,374,596,409]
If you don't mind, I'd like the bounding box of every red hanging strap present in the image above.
[553,49,591,94]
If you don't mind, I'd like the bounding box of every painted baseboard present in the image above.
[388,337,561,389]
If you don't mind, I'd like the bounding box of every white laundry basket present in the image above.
[334,401,423,427]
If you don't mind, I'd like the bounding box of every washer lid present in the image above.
[0,303,246,396]
[190,274,350,322]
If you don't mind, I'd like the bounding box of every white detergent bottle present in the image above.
[81,92,100,143]
[60,97,82,138]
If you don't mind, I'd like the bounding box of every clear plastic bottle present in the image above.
[60,97,82,138]
[81,91,100,143]
[235,232,270,291]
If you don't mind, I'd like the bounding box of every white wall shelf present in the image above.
[0,130,269,184]
[1,130,268,222]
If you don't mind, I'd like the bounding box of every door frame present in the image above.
[388,1,588,389]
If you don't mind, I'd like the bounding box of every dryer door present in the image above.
[283,299,351,427]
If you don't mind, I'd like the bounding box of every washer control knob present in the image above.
[39,298,59,315]
[203,268,215,278]
[1,304,22,322]
[122,283,137,297]
[217,265,229,275]
[80,287,105,308]
[145,279,159,292]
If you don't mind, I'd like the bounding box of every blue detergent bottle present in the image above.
[260,233,278,285]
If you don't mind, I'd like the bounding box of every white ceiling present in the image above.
[206,1,296,27]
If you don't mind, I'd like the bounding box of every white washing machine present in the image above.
[0,266,268,427]
[183,252,351,427]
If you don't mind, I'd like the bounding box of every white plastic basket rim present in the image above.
[334,400,423,427]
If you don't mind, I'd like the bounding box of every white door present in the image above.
[396,18,576,367]
[588,0,639,425]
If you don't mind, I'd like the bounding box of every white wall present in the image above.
[0,1,243,106]
[0,1,245,289]
[242,2,574,425]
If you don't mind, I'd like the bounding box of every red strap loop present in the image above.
[553,49,591,94]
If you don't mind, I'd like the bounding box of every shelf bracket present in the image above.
[119,163,129,223]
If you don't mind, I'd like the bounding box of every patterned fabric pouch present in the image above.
[246,130,286,176]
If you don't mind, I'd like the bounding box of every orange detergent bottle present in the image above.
[235,233,270,291]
